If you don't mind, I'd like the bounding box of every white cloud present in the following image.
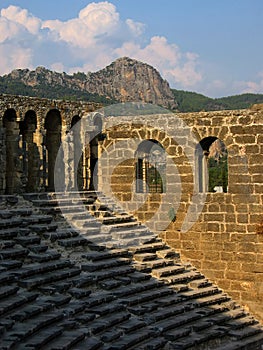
[1,5,41,34]
[0,2,261,97]
[115,36,201,87]
[0,2,202,90]
[236,72,263,94]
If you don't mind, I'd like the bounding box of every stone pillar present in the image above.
[0,128,6,194]
[63,131,74,191]
[83,131,90,190]
[73,124,83,190]
[4,120,20,194]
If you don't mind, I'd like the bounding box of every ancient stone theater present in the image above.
[0,93,263,349]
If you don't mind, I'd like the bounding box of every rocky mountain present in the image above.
[2,57,177,109]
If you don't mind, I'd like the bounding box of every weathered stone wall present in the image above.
[0,93,262,321]
[100,106,263,321]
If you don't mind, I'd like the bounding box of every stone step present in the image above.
[0,271,16,284]
[81,257,131,272]
[70,336,102,350]
[151,310,203,334]
[151,264,186,278]
[180,286,221,300]
[166,270,203,284]
[107,329,153,350]
[105,235,157,249]
[43,329,86,350]
[118,317,147,333]
[0,285,19,300]
[129,241,166,254]
[101,221,141,233]
[133,253,158,262]
[27,244,49,253]
[18,267,81,289]
[136,337,168,350]
[0,247,29,260]
[87,302,125,316]
[196,293,230,307]
[29,223,58,234]
[73,219,101,229]
[81,232,114,244]
[0,260,23,270]
[0,229,19,239]
[8,299,54,322]
[0,240,16,248]
[87,265,135,282]
[28,250,61,263]
[100,214,135,225]
[218,332,263,350]
[68,287,92,299]
[57,237,89,247]
[144,258,175,270]
[89,312,131,335]
[14,235,41,246]
[0,292,38,316]
[31,197,94,207]
[12,259,74,278]
[120,286,174,306]
[82,248,131,262]
[189,278,213,289]
[111,228,156,241]
[0,208,32,218]
[112,279,162,298]
[170,327,226,350]
[5,310,64,341]
[19,215,53,225]
[156,248,180,260]
[43,229,80,242]
[146,303,190,324]
[0,218,23,229]
[225,315,258,329]
[16,326,63,349]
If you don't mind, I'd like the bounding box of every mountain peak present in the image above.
[2,57,177,109]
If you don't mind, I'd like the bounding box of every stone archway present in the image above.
[135,139,166,193]
[44,109,62,191]
[20,110,40,192]
[71,115,83,190]
[197,136,228,193]
[89,114,103,190]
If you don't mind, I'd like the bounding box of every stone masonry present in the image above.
[0,93,262,325]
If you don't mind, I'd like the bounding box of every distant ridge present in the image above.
[0,57,177,109]
[172,89,263,112]
[1,57,263,111]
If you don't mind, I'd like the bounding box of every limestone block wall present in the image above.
[100,106,263,321]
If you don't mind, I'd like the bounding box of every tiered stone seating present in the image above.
[0,192,262,349]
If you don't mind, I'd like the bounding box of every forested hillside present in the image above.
[172,89,263,112]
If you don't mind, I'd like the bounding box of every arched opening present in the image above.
[3,109,19,194]
[71,115,83,190]
[89,114,103,190]
[135,139,166,193]
[197,137,228,193]
[20,110,39,191]
[44,109,62,191]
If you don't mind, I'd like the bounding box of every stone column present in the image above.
[4,120,20,194]
[63,131,74,191]
[83,131,90,190]
[0,128,6,194]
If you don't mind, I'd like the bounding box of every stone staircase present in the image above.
[0,192,262,349]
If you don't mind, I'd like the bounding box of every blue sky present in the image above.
[0,0,262,97]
